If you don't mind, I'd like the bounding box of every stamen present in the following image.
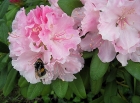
[53,31,73,41]
[32,25,42,33]
[9,32,20,38]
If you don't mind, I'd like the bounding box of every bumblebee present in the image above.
[34,58,46,78]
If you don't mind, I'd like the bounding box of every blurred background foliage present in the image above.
[0,0,140,103]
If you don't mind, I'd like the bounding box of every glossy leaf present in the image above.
[0,22,9,45]
[65,87,73,100]
[42,96,50,103]
[20,86,28,98]
[3,68,17,96]
[69,74,86,99]
[18,76,29,88]
[123,70,133,92]
[90,77,103,95]
[136,80,140,96]
[6,5,19,20]
[125,61,140,81]
[106,68,117,82]
[0,69,7,89]
[52,79,68,98]
[58,0,83,15]
[111,96,127,103]
[104,81,117,103]
[90,96,103,103]
[90,50,109,80]
[82,51,94,59]
[41,84,51,96]
[27,82,44,100]
[132,96,140,103]
[0,54,9,71]
[80,66,90,89]
[0,0,9,19]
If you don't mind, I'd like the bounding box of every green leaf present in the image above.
[1,53,9,63]
[18,76,29,88]
[90,77,103,95]
[7,61,13,72]
[104,81,117,103]
[0,19,5,23]
[65,87,73,100]
[106,68,117,82]
[41,84,51,96]
[69,74,86,99]
[27,82,44,100]
[82,51,94,59]
[123,70,133,92]
[0,54,9,71]
[20,86,28,98]
[80,66,90,89]
[0,22,9,45]
[132,96,140,103]
[136,80,140,96]
[3,68,17,96]
[52,79,68,98]
[42,95,50,103]
[6,5,19,20]
[90,50,109,80]
[90,96,103,103]
[0,69,7,89]
[73,96,81,103]
[125,61,140,81]
[58,0,83,16]
[0,0,9,19]
[111,96,127,103]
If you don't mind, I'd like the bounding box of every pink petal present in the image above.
[98,41,116,62]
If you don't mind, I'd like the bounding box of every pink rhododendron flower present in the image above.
[8,5,83,84]
[117,47,140,66]
[72,0,116,62]
[71,7,85,31]
[75,0,140,64]
[47,50,84,81]
[48,0,59,7]
[81,0,99,36]
[98,0,140,54]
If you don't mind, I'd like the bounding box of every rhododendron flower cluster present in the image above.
[8,5,84,84]
[8,0,140,84]
[72,0,140,66]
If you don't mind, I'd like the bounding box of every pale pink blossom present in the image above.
[71,7,85,31]
[9,5,83,84]
[80,32,102,52]
[25,5,81,59]
[98,0,140,54]
[73,0,116,62]
[81,0,99,36]
[8,8,30,58]
[98,40,116,62]
[117,47,140,66]
[47,51,84,81]
[12,51,53,84]
[80,0,86,4]
[48,0,59,7]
